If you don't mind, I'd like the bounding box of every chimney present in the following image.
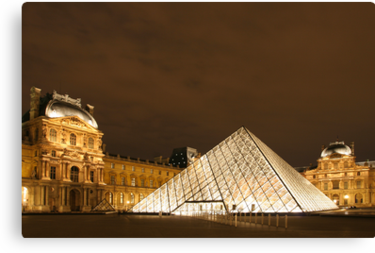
[102,143,106,152]
[85,104,94,116]
[351,142,355,155]
[30,87,41,120]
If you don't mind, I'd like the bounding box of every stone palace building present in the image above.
[22,87,182,212]
[301,141,375,207]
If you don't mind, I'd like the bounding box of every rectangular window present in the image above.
[51,150,56,157]
[90,171,94,182]
[159,170,161,175]
[111,163,114,169]
[150,169,153,174]
[141,168,145,173]
[344,181,348,189]
[332,181,339,189]
[173,173,176,176]
[111,176,115,185]
[121,177,125,186]
[357,172,360,176]
[150,180,153,187]
[344,172,347,177]
[166,172,169,176]
[313,175,316,179]
[131,178,135,186]
[357,181,362,189]
[122,165,125,170]
[344,199,348,205]
[141,179,144,187]
[50,167,56,180]
[324,183,328,190]
[132,166,135,172]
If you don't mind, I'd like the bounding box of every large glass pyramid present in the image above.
[130,127,338,213]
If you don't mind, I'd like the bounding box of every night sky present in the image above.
[22,2,375,167]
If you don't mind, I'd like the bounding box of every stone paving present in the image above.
[22,213,375,238]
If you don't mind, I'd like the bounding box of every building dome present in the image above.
[44,91,98,128]
[321,141,351,158]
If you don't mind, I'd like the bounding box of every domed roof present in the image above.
[321,141,351,158]
[44,91,98,128]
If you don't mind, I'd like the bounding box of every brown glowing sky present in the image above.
[22,2,375,167]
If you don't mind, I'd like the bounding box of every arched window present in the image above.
[70,167,79,182]
[131,193,135,204]
[120,192,124,204]
[140,193,144,201]
[50,129,57,142]
[70,133,76,145]
[88,138,94,149]
[355,193,363,204]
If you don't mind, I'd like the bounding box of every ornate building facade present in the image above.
[303,141,375,207]
[22,87,181,212]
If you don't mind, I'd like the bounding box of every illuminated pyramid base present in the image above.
[130,127,338,213]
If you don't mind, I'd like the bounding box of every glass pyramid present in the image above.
[130,127,338,214]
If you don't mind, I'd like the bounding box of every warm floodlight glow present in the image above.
[344,195,349,199]
[130,127,338,214]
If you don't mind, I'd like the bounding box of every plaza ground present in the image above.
[22,209,375,238]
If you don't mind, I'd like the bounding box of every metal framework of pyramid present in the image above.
[130,127,337,213]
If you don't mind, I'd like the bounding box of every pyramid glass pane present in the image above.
[129,127,338,213]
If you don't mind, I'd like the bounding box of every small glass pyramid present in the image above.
[130,127,338,214]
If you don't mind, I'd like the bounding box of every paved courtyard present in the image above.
[22,213,375,238]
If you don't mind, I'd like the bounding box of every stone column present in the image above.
[45,186,49,207]
[83,188,87,206]
[67,187,70,207]
[46,160,50,178]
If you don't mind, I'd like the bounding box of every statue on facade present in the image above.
[42,124,47,139]
[83,134,87,147]
[31,169,37,179]
[97,138,102,150]
[61,129,66,144]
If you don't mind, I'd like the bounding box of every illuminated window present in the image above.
[344,181,348,189]
[121,177,125,186]
[132,166,135,172]
[111,163,114,169]
[71,167,79,182]
[90,171,94,182]
[141,179,145,187]
[131,193,135,204]
[88,138,94,149]
[111,176,115,185]
[109,192,113,204]
[50,129,57,142]
[70,133,76,145]
[50,167,56,180]
[324,183,328,190]
[140,193,144,201]
[122,165,125,170]
[51,150,56,157]
[131,178,135,186]
[120,192,124,204]
[150,180,153,187]
[150,169,153,174]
